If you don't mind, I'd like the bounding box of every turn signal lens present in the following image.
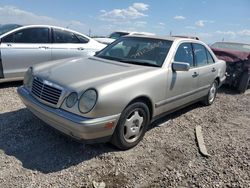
[66,92,78,108]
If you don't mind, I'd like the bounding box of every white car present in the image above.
[0,24,106,83]
[94,31,155,44]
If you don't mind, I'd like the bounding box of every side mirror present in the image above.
[172,61,190,71]
[94,51,100,56]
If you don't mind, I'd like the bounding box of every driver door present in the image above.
[163,42,199,111]
[0,27,52,79]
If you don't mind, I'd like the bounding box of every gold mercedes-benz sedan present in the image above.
[18,35,226,150]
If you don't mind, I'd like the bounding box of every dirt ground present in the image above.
[0,82,249,187]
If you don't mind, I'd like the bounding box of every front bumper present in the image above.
[17,86,120,143]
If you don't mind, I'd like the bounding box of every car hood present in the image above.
[34,56,156,92]
[211,47,250,63]
[94,37,115,44]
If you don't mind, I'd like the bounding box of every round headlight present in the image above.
[23,67,33,88]
[66,92,78,108]
[78,89,98,113]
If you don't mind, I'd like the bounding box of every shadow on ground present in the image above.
[149,102,203,130]
[218,85,249,95]
[0,84,245,174]
[0,81,22,89]
[0,102,203,174]
[0,108,116,174]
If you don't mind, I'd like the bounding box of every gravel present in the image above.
[0,82,250,187]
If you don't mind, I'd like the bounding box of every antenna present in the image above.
[88,28,92,37]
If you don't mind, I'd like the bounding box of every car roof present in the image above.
[123,34,201,43]
[213,41,250,45]
[111,30,155,35]
[0,24,91,39]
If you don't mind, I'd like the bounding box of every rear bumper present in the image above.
[17,86,120,143]
[219,75,227,87]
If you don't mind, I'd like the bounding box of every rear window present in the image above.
[193,43,208,67]
[53,29,80,43]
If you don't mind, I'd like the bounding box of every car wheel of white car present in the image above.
[203,80,218,106]
[111,102,150,150]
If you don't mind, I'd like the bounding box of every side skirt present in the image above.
[151,97,205,123]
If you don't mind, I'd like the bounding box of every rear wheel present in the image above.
[0,51,4,78]
[111,102,150,150]
[203,80,218,106]
[238,72,250,93]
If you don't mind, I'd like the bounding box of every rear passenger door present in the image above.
[51,28,90,60]
[0,27,52,79]
[192,43,217,97]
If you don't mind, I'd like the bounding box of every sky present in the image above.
[0,0,250,44]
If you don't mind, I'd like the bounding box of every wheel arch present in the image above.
[215,77,220,86]
[126,95,154,121]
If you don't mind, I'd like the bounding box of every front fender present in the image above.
[89,69,168,118]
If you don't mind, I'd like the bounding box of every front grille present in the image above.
[31,77,62,105]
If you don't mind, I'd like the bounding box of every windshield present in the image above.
[0,24,22,36]
[96,37,173,67]
[109,32,129,39]
[211,42,250,53]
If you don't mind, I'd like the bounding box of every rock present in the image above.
[92,181,105,188]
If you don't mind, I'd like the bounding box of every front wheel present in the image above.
[111,102,150,150]
[203,80,218,106]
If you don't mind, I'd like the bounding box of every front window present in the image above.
[2,28,49,43]
[174,43,194,67]
[96,37,173,67]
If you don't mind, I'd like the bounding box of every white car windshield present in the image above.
[0,24,22,36]
[109,32,129,39]
[96,37,173,67]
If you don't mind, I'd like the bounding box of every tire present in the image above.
[111,102,150,150]
[238,72,250,93]
[203,80,218,106]
[0,51,4,78]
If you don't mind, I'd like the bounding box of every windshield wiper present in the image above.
[96,55,160,67]
[96,55,121,61]
[118,58,160,67]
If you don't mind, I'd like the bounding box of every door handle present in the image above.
[6,43,12,47]
[211,67,216,72]
[39,46,49,49]
[192,72,199,77]
[77,47,84,50]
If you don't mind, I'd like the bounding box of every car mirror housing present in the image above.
[172,61,190,72]
[94,51,100,56]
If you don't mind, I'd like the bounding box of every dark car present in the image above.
[211,42,250,93]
